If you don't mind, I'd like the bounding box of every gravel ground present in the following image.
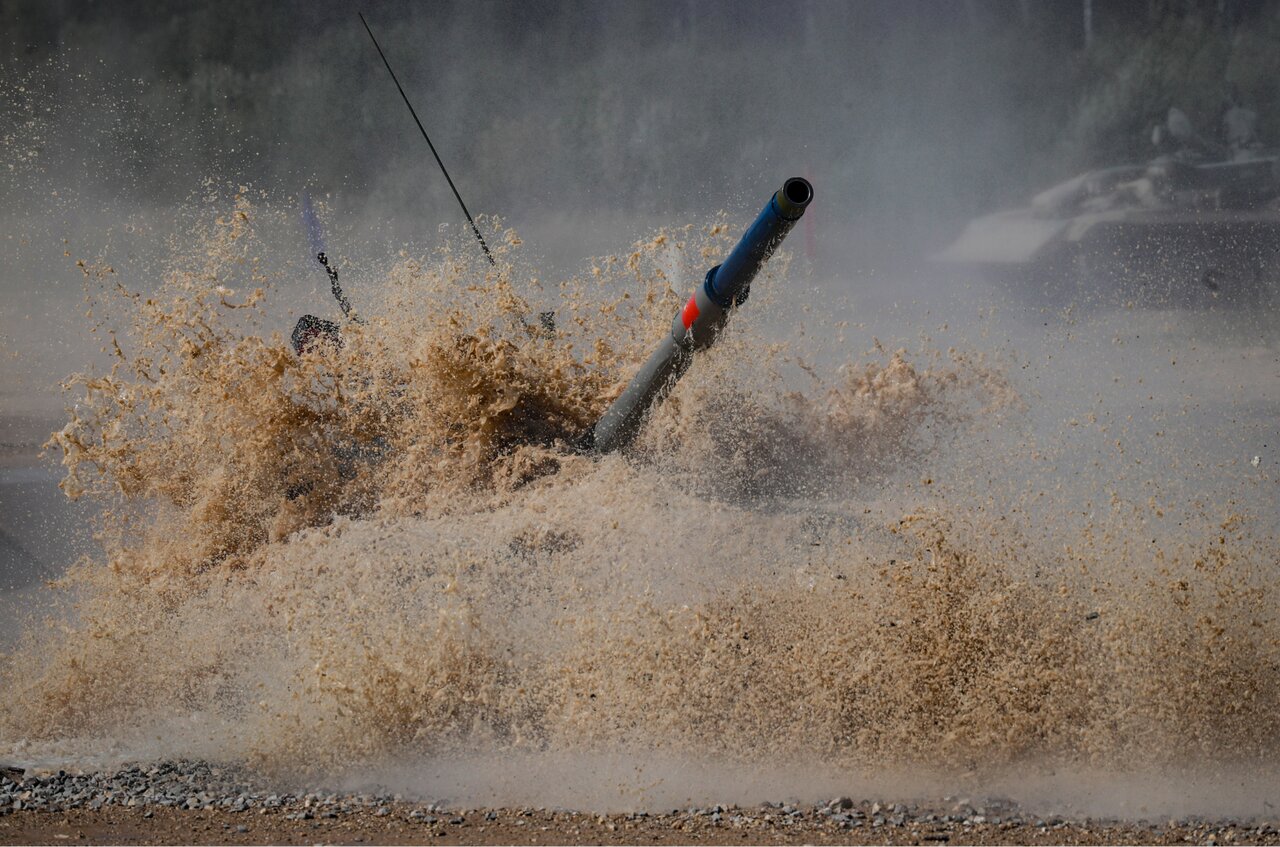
[3,761,1279,845]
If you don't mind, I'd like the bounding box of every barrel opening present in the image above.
[783,177,813,207]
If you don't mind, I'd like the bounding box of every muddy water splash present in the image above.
[1,194,1277,810]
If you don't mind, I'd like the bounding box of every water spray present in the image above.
[359,12,496,267]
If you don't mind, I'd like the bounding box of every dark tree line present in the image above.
[4,0,1280,249]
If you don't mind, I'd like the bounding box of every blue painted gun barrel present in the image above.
[590,177,814,454]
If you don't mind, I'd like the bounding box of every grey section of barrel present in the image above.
[590,335,692,455]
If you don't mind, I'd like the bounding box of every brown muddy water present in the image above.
[1,192,1278,822]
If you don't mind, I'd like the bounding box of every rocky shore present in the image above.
[3,761,1279,845]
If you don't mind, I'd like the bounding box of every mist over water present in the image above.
[2,0,1279,820]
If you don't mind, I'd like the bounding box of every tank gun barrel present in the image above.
[590,177,813,454]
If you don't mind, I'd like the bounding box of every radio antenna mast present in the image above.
[359,12,496,266]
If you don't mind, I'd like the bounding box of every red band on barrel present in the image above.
[681,295,700,330]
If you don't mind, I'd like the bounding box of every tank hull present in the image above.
[946,210,1280,308]
[939,156,1280,309]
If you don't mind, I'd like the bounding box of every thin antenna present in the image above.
[301,192,360,321]
[359,12,496,266]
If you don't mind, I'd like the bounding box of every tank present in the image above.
[937,150,1280,308]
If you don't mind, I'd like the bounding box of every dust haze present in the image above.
[1,0,1278,822]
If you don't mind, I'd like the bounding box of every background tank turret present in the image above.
[938,144,1280,308]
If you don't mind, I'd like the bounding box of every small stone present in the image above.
[235,825,248,833]
[831,796,853,810]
